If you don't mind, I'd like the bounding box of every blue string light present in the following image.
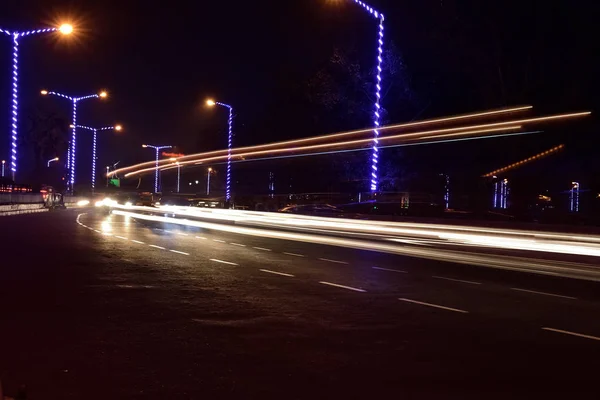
[213,101,234,203]
[143,144,172,193]
[350,0,385,193]
[73,125,120,192]
[41,90,106,190]
[0,27,58,180]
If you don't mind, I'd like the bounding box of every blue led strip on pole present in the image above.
[0,26,58,181]
[351,0,385,192]
[215,102,234,203]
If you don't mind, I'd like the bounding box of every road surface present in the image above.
[0,209,599,399]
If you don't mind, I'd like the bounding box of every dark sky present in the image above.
[0,0,597,192]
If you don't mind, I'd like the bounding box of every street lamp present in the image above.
[170,158,181,193]
[207,167,213,196]
[106,166,110,187]
[41,89,108,190]
[206,99,234,203]
[1,160,4,177]
[142,144,172,193]
[47,157,59,167]
[0,23,73,181]
[337,0,385,192]
[71,124,122,192]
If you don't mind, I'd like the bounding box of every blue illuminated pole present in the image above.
[142,144,172,193]
[0,24,73,181]
[207,100,234,204]
[41,90,108,190]
[347,0,385,192]
[72,124,122,192]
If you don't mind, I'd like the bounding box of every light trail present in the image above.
[120,110,589,179]
[125,125,522,178]
[482,144,565,177]
[107,206,600,281]
[112,105,533,177]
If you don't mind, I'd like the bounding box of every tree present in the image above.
[305,41,417,192]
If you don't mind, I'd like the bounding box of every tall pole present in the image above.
[41,90,108,191]
[343,1,385,193]
[106,166,110,187]
[142,144,171,193]
[207,168,212,196]
[206,100,234,204]
[72,124,121,192]
[1,25,73,181]
[176,163,181,193]
[1,160,4,177]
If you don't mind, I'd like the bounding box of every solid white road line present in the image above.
[318,258,348,265]
[115,236,128,240]
[372,266,407,273]
[149,245,166,250]
[398,298,468,313]
[253,246,272,252]
[260,269,294,277]
[319,281,366,293]
[433,276,481,285]
[510,288,577,300]
[170,250,190,256]
[213,239,226,243]
[283,252,305,257]
[210,259,239,266]
[542,327,600,342]
[131,240,145,244]
[230,243,246,247]
[196,236,207,240]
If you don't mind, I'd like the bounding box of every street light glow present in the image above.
[206,99,216,106]
[40,90,48,95]
[99,91,108,98]
[115,125,122,131]
[59,24,73,35]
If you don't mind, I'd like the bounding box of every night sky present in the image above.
[0,0,597,193]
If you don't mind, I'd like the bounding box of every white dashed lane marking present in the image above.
[196,236,207,240]
[283,252,305,257]
[510,288,577,300]
[170,250,190,256]
[213,239,226,243]
[433,276,481,285]
[230,243,246,247]
[115,236,128,240]
[318,258,348,265]
[372,266,407,273]
[542,327,600,341]
[131,240,145,244]
[149,245,166,250]
[399,298,468,314]
[319,281,366,293]
[210,259,239,266]
[260,269,294,277]
[253,247,272,252]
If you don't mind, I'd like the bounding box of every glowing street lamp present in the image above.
[142,144,172,193]
[47,157,59,167]
[0,23,73,181]
[207,167,213,196]
[336,1,385,192]
[71,124,122,192]
[206,99,234,203]
[1,160,4,177]
[41,89,108,190]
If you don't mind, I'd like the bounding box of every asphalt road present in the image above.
[1,209,599,399]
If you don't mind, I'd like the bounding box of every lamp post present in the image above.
[207,167,213,196]
[142,144,172,193]
[71,124,122,192]
[106,166,110,187]
[338,1,385,193]
[206,99,234,204]
[1,160,5,177]
[0,24,73,181]
[41,89,108,190]
[47,157,59,167]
